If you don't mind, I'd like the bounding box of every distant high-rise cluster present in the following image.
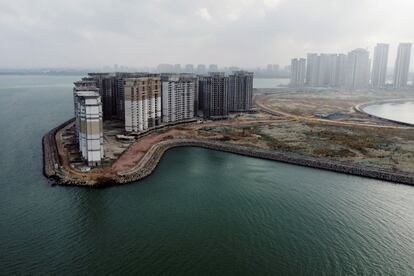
[73,70,254,166]
[290,43,413,90]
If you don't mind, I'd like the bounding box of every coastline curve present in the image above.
[43,121,414,186]
[355,99,414,127]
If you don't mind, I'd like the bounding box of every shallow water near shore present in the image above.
[0,75,414,275]
[362,100,414,125]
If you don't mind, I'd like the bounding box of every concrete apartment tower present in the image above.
[88,73,118,120]
[328,54,347,87]
[199,72,229,119]
[317,54,332,86]
[161,75,197,123]
[73,81,104,167]
[371,43,389,89]
[229,71,254,111]
[290,58,306,88]
[124,77,162,132]
[346,48,371,90]
[393,43,412,89]
[306,53,320,86]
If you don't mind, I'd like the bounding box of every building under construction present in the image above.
[73,81,104,167]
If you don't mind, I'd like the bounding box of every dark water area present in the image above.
[0,75,413,275]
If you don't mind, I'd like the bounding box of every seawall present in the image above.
[42,118,75,181]
[43,123,414,187]
[115,139,414,186]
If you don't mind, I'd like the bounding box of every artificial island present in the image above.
[43,68,414,187]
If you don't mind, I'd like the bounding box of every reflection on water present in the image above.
[363,101,414,125]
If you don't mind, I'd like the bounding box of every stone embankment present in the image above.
[42,118,75,181]
[44,123,414,187]
[116,139,414,186]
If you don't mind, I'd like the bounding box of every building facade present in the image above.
[124,77,162,132]
[290,58,306,88]
[88,73,117,120]
[73,83,104,167]
[199,73,229,119]
[161,75,197,123]
[306,53,320,86]
[229,71,254,111]
[393,43,412,89]
[346,48,371,90]
[371,43,389,88]
[306,53,347,88]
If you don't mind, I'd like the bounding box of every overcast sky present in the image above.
[1,0,414,68]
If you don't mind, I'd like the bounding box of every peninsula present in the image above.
[43,72,414,187]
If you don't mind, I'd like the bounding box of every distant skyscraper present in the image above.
[184,64,194,73]
[290,58,306,88]
[346,48,371,90]
[393,43,412,89]
[317,54,331,86]
[371,43,389,88]
[157,64,174,73]
[173,64,182,73]
[209,64,219,72]
[327,54,347,87]
[306,53,320,86]
[196,64,207,74]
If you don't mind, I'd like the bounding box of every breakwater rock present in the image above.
[43,124,414,187]
[116,139,414,186]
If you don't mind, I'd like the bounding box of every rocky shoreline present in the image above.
[42,118,75,182]
[43,122,414,187]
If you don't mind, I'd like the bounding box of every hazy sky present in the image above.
[1,0,414,68]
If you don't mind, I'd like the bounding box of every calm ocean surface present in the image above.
[0,75,413,275]
[363,101,414,125]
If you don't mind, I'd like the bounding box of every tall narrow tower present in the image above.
[393,43,412,89]
[371,43,389,88]
[290,58,306,88]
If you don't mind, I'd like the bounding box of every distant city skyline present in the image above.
[2,0,414,68]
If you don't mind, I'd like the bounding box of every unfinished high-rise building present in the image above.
[73,81,104,167]
[199,73,229,119]
[124,77,162,132]
[229,71,254,111]
[161,75,197,123]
